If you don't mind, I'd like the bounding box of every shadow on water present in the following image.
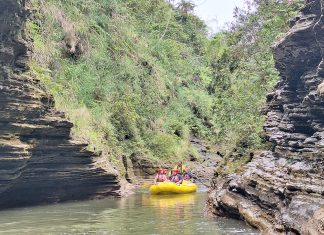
[0,185,259,235]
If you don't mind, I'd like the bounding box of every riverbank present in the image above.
[206,0,324,233]
[0,0,121,209]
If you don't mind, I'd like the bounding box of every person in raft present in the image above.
[183,167,193,181]
[173,162,193,181]
[169,169,183,185]
[153,168,168,184]
[173,161,187,175]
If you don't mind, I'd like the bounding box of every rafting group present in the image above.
[153,161,193,185]
[149,161,197,195]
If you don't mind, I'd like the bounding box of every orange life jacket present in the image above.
[173,165,186,175]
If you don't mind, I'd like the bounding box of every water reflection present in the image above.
[142,194,196,208]
[141,194,197,235]
[0,190,259,235]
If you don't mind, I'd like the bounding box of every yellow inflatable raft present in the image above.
[149,180,197,195]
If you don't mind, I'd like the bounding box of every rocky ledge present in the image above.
[207,0,324,234]
[0,0,120,209]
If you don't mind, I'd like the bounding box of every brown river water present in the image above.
[0,186,259,235]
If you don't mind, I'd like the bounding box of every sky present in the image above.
[192,0,246,33]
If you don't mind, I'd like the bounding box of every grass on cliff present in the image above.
[27,0,302,172]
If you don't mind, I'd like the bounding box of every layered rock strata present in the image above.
[0,0,120,209]
[207,0,324,234]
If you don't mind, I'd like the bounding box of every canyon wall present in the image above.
[208,0,324,234]
[0,0,120,209]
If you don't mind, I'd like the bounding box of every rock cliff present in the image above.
[0,0,120,209]
[207,0,324,234]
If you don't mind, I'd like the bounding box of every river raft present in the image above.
[149,181,197,195]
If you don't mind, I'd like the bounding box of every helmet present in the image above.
[157,168,164,174]
[172,169,179,174]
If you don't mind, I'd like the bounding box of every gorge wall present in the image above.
[207,0,324,234]
[0,0,120,209]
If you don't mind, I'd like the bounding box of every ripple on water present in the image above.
[0,189,259,235]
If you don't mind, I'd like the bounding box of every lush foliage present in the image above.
[27,0,302,169]
[206,0,303,157]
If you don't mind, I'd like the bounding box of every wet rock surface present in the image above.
[207,0,324,234]
[188,138,222,182]
[0,0,120,209]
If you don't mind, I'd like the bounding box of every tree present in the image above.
[177,0,195,15]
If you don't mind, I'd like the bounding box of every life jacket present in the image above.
[174,165,186,175]
[170,174,182,183]
[183,173,191,180]
[156,174,166,182]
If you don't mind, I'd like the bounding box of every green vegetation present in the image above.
[27,0,302,170]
